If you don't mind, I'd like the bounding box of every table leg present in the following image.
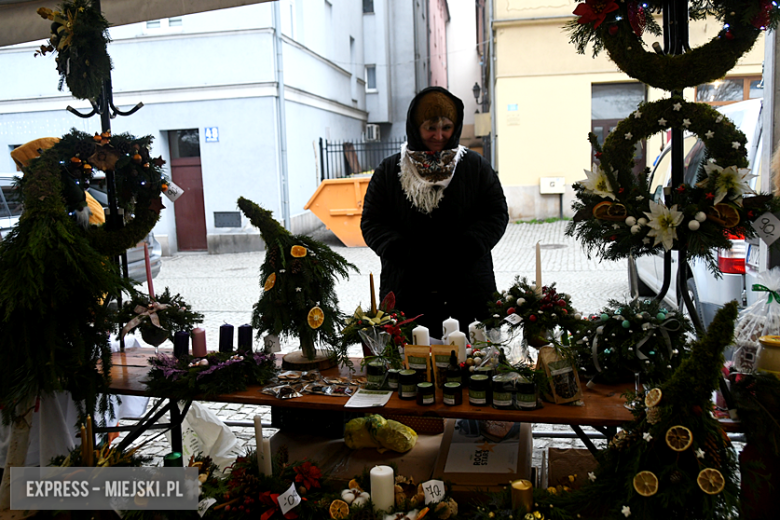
[570,425,602,457]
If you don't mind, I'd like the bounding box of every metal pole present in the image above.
[272,2,291,230]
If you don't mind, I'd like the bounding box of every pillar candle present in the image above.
[191,327,207,357]
[535,242,543,296]
[511,479,534,513]
[468,320,486,344]
[219,324,234,353]
[262,437,273,475]
[143,242,155,300]
[254,416,272,475]
[238,324,253,351]
[448,330,467,362]
[442,317,459,341]
[173,331,190,358]
[370,272,377,315]
[369,465,394,513]
[412,325,430,346]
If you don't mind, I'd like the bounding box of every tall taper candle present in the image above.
[191,327,207,357]
[262,437,273,475]
[253,416,272,475]
[370,465,394,512]
[143,242,155,299]
[412,325,430,346]
[370,272,377,315]
[173,331,189,358]
[448,330,467,362]
[535,241,542,296]
[238,324,253,352]
[219,324,234,353]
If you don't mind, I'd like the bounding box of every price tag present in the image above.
[422,479,445,504]
[278,483,302,515]
[504,313,522,325]
[264,333,282,353]
[752,212,780,246]
[197,498,217,518]
[163,180,185,202]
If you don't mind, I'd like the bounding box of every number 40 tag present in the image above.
[422,479,445,505]
[278,483,302,515]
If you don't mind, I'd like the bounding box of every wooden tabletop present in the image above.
[110,348,640,428]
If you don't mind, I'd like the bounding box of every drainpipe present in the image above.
[273,1,291,230]
[488,0,496,167]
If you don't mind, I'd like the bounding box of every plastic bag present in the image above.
[343,414,417,453]
[734,267,780,371]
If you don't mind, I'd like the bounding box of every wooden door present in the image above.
[171,156,208,251]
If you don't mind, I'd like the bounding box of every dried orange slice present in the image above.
[263,273,276,291]
[592,201,613,219]
[644,388,662,408]
[348,478,363,491]
[307,306,325,329]
[329,499,350,519]
[291,245,308,257]
[593,201,627,221]
[665,425,693,452]
[633,470,659,497]
[417,506,430,519]
[706,204,740,228]
[697,468,725,495]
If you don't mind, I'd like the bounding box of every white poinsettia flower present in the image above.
[698,162,756,204]
[579,164,616,200]
[644,201,684,251]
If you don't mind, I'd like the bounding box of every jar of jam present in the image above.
[469,374,489,406]
[386,368,400,390]
[398,369,418,400]
[443,382,462,406]
[492,373,514,410]
[515,377,538,410]
[417,382,435,406]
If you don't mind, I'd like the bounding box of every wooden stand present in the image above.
[281,350,337,371]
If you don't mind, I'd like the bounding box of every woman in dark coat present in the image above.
[360,86,508,337]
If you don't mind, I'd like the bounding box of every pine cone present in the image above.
[74,140,96,158]
[669,470,684,483]
[291,259,303,274]
[646,406,661,425]
[705,434,723,467]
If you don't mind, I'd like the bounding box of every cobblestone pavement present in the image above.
[116,221,628,469]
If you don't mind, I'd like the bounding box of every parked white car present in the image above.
[628,98,763,327]
[0,173,161,283]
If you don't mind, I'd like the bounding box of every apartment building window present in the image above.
[146,20,161,29]
[363,0,374,14]
[592,83,647,177]
[366,65,377,91]
[695,76,762,106]
[169,17,183,27]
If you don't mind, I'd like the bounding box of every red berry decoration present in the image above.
[496,300,502,306]
[724,30,734,40]
[507,307,516,315]
[529,315,537,322]
[557,299,566,307]
[608,25,618,36]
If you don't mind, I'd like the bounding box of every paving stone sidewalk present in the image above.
[115,221,628,469]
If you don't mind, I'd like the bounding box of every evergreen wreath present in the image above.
[571,298,692,385]
[115,287,204,345]
[566,97,780,273]
[144,351,277,400]
[566,1,779,92]
[35,0,112,100]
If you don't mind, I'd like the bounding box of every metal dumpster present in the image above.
[304,176,371,247]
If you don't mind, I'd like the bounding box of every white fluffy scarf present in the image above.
[398,143,466,214]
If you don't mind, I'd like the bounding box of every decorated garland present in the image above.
[482,278,582,348]
[238,197,356,364]
[115,287,204,345]
[572,299,692,384]
[35,0,112,100]
[567,1,780,91]
[566,97,780,272]
[145,351,277,400]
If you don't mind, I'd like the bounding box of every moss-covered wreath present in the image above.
[567,0,780,92]
[35,0,112,100]
[566,97,780,272]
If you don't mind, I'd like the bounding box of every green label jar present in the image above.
[367,360,387,386]
[386,368,400,389]
[417,382,435,406]
[516,380,538,410]
[443,382,462,406]
[398,369,418,400]
[492,374,514,409]
[469,374,489,405]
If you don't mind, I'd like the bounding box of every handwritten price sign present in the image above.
[278,483,302,515]
[753,212,780,246]
[422,479,445,505]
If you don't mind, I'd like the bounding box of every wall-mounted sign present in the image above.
[204,127,219,143]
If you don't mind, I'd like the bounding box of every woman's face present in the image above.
[419,117,455,152]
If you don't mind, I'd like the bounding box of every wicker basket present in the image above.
[385,414,444,435]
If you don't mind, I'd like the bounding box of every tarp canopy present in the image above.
[0,0,272,47]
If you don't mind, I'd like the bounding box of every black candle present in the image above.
[173,331,189,358]
[237,324,253,352]
[219,324,234,353]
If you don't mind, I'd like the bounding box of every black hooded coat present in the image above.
[360,87,509,335]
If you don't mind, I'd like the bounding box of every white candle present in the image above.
[442,317,459,341]
[191,328,207,357]
[412,325,430,346]
[370,465,394,513]
[448,331,467,362]
[535,242,542,296]
[253,416,267,475]
[262,437,273,475]
[468,320,486,344]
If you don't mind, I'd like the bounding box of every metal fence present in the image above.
[318,137,405,181]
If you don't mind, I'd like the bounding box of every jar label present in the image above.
[469,397,487,405]
[493,392,512,405]
[400,385,416,397]
[387,380,399,389]
[422,396,434,404]
[444,396,455,405]
[368,374,384,384]
[517,394,536,408]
